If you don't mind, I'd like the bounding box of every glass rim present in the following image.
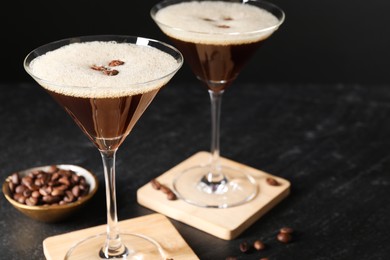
[150,0,285,37]
[23,34,184,90]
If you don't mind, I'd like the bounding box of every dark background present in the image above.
[1,1,390,259]
[2,0,390,86]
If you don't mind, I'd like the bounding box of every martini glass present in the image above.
[151,0,285,208]
[24,35,183,259]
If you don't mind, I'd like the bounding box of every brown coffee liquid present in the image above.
[169,37,264,92]
[47,88,160,151]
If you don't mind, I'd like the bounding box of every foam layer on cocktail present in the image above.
[29,41,180,98]
[154,1,281,45]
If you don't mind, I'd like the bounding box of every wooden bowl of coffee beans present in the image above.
[2,164,98,223]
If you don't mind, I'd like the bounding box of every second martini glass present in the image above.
[151,0,285,208]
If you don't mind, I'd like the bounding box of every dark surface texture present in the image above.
[1,81,390,259]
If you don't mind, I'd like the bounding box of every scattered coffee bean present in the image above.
[150,178,162,190]
[225,257,237,260]
[239,241,250,253]
[6,166,90,206]
[150,179,177,201]
[277,232,292,243]
[266,177,279,186]
[160,185,171,194]
[260,258,269,260]
[253,240,266,251]
[167,191,177,200]
[280,227,294,234]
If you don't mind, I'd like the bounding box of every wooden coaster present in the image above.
[137,151,291,240]
[43,213,199,260]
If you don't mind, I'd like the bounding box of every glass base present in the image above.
[173,165,258,208]
[65,232,165,260]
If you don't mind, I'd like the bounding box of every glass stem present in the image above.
[207,90,225,183]
[99,149,128,259]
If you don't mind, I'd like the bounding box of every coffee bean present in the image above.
[150,179,162,190]
[15,185,26,194]
[26,197,38,206]
[51,188,65,197]
[46,165,58,174]
[31,190,41,199]
[280,227,294,234]
[14,193,26,204]
[72,174,80,183]
[150,179,177,201]
[51,172,60,181]
[64,190,75,203]
[11,172,20,185]
[23,189,32,197]
[277,232,292,243]
[253,240,266,251]
[72,185,80,197]
[239,241,250,253]
[58,176,70,186]
[160,184,171,194]
[266,177,279,186]
[279,227,294,234]
[225,257,237,260]
[167,191,177,200]
[8,182,15,193]
[39,186,52,196]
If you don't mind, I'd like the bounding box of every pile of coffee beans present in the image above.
[6,165,90,206]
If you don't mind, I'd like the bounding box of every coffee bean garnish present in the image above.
[90,65,107,71]
[199,15,233,29]
[103,69,119,76]
[7,166,90,206]
[91,59,124,76]
[108,59,125,67]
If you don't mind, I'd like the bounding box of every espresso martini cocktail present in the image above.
[151,0,285,208]
[24,35,183,259]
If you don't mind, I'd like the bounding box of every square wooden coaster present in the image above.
[137,151,291,240]
[43,213,198,260]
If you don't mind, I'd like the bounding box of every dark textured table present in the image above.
[1,81,390,259]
